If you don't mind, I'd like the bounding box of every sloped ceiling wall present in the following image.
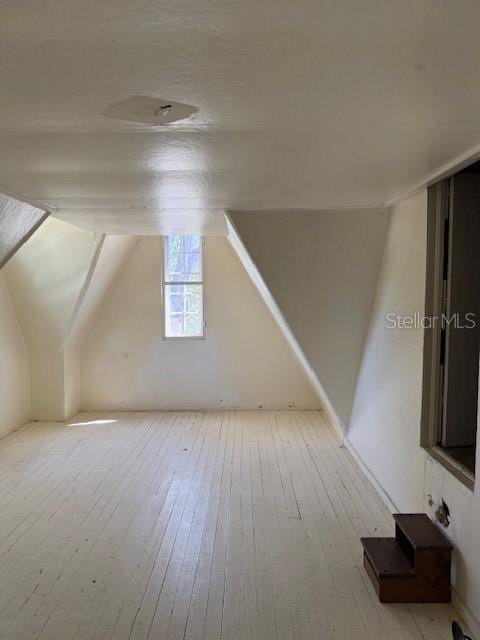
[4,217,98,349]
[0,193,48,269]
[0,191,48,432]
[229,208,390,427]
[3,217,98,419]
[2,217,135,421]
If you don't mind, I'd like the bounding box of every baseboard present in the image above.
[452,587,480,640]
[327,414,346,443]
[343,436,399,514]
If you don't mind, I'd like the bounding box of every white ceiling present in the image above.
[2,0,480,234]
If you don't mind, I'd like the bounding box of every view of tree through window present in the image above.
[164,235,204,338]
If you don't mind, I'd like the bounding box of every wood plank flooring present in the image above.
[0,410,467,640]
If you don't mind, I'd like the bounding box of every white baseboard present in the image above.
[452,587,480,640]
[328,415,346,443]
[343,436,399,514]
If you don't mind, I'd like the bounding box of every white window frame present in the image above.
[162,235,205,340]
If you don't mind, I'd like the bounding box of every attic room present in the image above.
[1,2,480,639]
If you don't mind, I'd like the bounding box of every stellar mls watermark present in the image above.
[385,312,477,329]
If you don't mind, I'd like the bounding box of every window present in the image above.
[163,235,204,338]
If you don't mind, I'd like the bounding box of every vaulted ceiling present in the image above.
[2,0,480,234]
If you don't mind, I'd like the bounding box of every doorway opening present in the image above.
[422,165,480,485]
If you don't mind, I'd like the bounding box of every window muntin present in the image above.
[163,235,204,338]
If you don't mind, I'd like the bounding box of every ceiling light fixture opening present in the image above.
[103,96,197,125]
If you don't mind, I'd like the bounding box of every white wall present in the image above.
[63,235,137,417]
[229,208,390,427]
[2,215,138,421]
[0,273,30,436]
[65,235,137,347]
[64,345,81,419]
[424,449,480,635]
[4,217,98,420]
[348,190,480,635]
[348,192,427,511]
[81,236,320,410]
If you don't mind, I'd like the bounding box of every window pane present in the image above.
[167,253,185,281]
[165,234,202,282]
[186,313,201,335]
[168,235,183,254]
[185,285,201,312]
[169,291,184,312]
[164,284,203,337]
[184,253,201,281]
[184,235,200,252]
[169,314,184,334]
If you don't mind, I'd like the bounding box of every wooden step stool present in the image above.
[361,514,453,603]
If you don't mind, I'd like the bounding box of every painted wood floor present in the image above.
[0,410,467,640]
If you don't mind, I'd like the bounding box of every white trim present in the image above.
[452,587,480,640]
[225,213,344,433]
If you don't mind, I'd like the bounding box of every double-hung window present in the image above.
[163,235,204,338]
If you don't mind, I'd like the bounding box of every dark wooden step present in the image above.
[361,514,452,603]
[361,537,415,578]
[394,514,453,552]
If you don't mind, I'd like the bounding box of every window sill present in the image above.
[423,445,475,492]
[162,335,206,341]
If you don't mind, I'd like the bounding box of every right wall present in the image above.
[348,191,428,512]
[348,190,480,635]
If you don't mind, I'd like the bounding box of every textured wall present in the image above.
[0,193,47,269]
